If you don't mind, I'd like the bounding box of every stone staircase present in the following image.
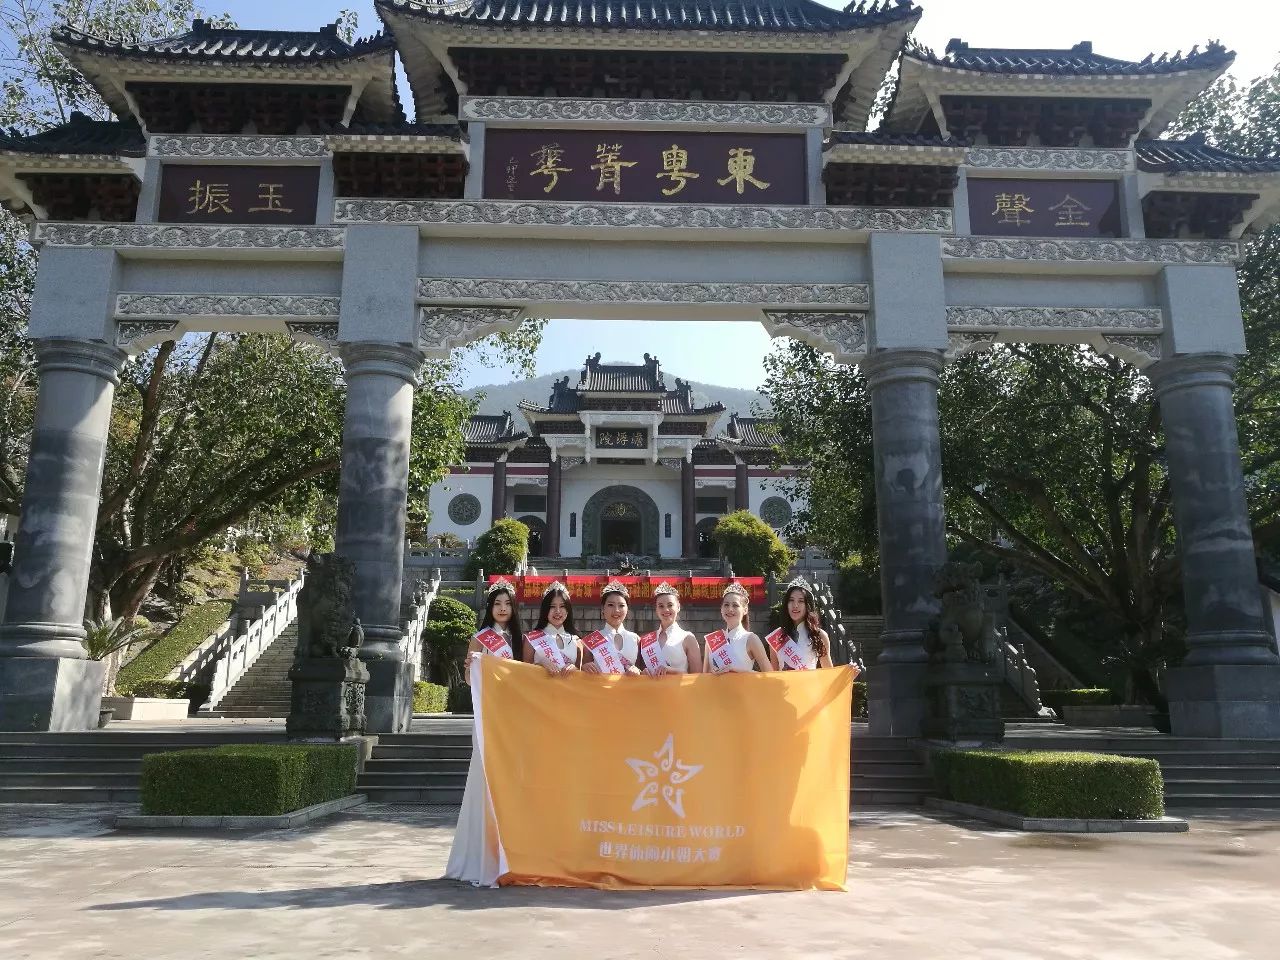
[0,731,284,803]
[1005,729,1280,809]
[205,623,297,718]
[355,727,935,807]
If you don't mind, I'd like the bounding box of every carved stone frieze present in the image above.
[418,306,524,355]
[460,97,830,127]
[1099,336,1164,369]
[418,278,869,307]
[558,457,586,470]
[149,135,328,160]
[336,199,953,234]
[657,458,685,471]
[965,147,1132,172]
[285,321,340,347]
[762,311,867,362]
[115,320,180,350]
[946,306,1163,332]
[116,294,340,319]
[35,222,345,250]
[946,333,1000,361]
[942,236,1240,265]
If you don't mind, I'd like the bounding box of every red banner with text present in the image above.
[488,575,766,606]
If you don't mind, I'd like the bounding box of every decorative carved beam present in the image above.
[418,306,524,357]
[762,311,867,364]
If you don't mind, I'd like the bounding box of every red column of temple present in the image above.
[546,458,562,556]
[681,459,696,557]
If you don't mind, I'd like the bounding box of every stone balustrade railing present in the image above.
[401,569,442,683]
[198,575,304,711]
[996,628,1055,719]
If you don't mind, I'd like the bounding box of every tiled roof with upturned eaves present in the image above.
[0,113,144,157]
[1137,136,1280,175]
[463,412,528,445]
[52,20,396,63]
[726,415,781,448]
[376,0,918,33]
[581,363,665,392]
[908,38,1234,77]
[828,129,968,149]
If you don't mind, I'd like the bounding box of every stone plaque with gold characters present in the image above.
[158,165,321,224]
[484,129,806,204]
[967,178,1122,238]
[596,428,649,450]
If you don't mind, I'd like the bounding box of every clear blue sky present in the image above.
[211,0,1280,389]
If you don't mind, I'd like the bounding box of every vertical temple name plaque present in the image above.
[158,164,321,224]
[967,178,1122,238]
[483,129,807,204]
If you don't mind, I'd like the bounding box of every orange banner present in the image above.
[490,575,767,606]
[477,658,853,890]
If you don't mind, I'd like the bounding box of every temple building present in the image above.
[428,354,799,560]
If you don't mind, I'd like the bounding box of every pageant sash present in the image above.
[638,631,665,676]
[582,630,627,674]
[474,627,514,659]
[704,630,735,673]
[476,658,855,890]
[764,628,811,671]
[524,629,569,669]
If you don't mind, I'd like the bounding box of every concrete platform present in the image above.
[1,802,1278,959]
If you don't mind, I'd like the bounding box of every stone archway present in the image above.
[582,485,660,558]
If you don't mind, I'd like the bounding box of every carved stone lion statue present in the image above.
[296,552,364,659]
[924,561,998,665]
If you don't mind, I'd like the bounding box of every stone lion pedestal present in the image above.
[924,661,1005,743]
[286,651,369,741]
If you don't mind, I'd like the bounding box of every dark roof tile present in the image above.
[827,129,968,148]
[1137,135,1280,174]
[0,113,145,156]
[908,38,1234,77]
[377,0,918,33]
[464,412,527,445]
[53,20,395,63]
[726,415,780,447]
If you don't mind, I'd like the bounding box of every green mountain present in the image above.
[463,370,769,431]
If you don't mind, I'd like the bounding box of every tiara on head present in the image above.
[653,581,680,599]
[785,576,814,595]
[601,579,630,600]
[722,581,750,603]
[542,580,570,598]
[486,577,517,599]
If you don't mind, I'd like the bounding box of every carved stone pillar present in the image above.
[0,339,126,731]
[1150,353,1280,737]
[682,459,696,558]
[864,349,948,737]
[545,458,562,557]
[335,342,423,734]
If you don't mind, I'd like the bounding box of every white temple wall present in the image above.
[560,464,684,559]
[427,469,495,544]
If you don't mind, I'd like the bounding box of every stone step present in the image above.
[0,786,140,803]
[1164,794,1280,808]
[1163,779,1280,796]
[0,757,144,773]
[3,772,141,788]
[1162,766,1280,781]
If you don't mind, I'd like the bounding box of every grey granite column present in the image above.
[335,342,423,734]
[545,458,562,557]
[1150,353,1280,737]
[0,339,125,730]
[864,349,948,736]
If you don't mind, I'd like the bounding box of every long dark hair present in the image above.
[480,586,525,645]
[535,587,579,636]
[784,586,824,654]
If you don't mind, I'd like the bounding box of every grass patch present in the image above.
[116,601,232,696]
[140,743,357,816]
[932,749,1164,820]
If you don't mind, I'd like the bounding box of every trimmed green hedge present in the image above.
[413,681,449,714]
[140,743,357,816]
[463,518,529,580]
[932,749,1164,820]
[711,510,794,580]
[1042,688,1118,710]
[116,601,233,696]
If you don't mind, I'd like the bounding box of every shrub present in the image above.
[852,681,868,721]
[124,679,208,705]
[428,595,476,626]
[836,554,882,615]
[931,749,1164,820]
[1041,688,1118,710]
[413,681,449,714]
[140,743,357,816]
[711,511,795,580]
[423,596,476,688]
[448,684,474,715]
[116,601,233,696]
[463,518,529,580]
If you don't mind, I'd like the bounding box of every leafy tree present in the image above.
[463,518,529,580]
[423,594,476,688]
[711,510,795,580]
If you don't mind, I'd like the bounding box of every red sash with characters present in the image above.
[704,630,736,673]
[474,627,514,660]
[582,630,627,674]
[524,629,570,669]
[764,627,812,671]
[638,631,666,676]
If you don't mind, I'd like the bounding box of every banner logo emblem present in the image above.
[626,734,703,818]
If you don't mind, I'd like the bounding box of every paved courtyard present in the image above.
[2,803,1277,960]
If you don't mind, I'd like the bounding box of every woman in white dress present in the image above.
[644,581,703,674]
[768,578,835,671]
[523,580,581,673]
[582,580,643,675]
[445,578,525,886]
[703,581,773,673]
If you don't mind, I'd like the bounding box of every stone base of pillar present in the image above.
[1167,664,1280,739]
[923,662,1005,744]
[0,657,105,731]
[868,662,929,737]
[286,654,369,741]
[359,639,414,734]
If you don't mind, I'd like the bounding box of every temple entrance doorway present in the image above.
[582,486,660,558]
[696,517,719,560]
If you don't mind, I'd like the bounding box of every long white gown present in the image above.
[444,650,505,887]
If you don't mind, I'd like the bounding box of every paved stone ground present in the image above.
[2,803,1278,960]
